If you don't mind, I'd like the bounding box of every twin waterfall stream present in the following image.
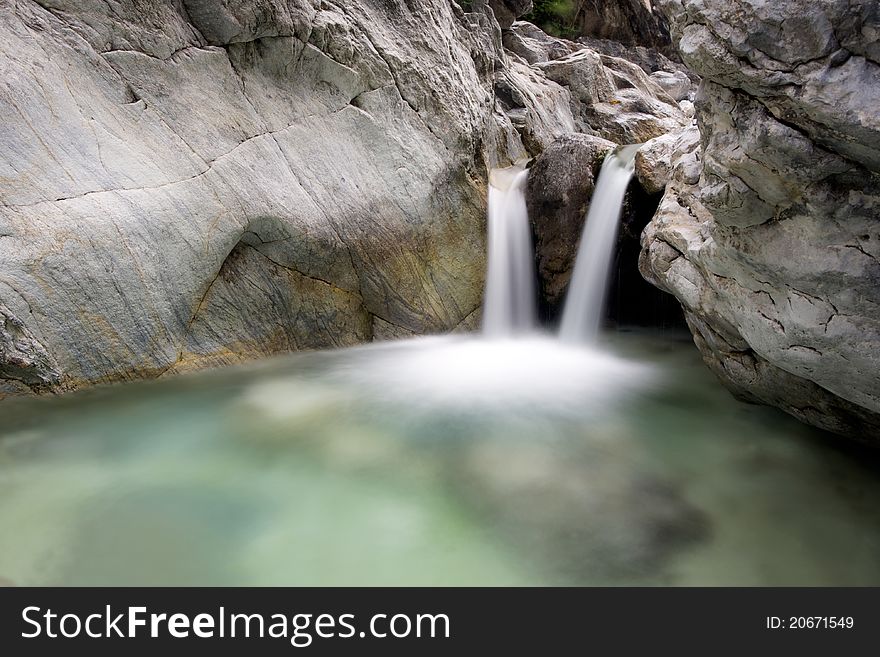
[2,142,877,588]
[483,146,640,340]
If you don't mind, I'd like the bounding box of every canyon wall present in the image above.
[0,0,682,394]
[640,0,880,440]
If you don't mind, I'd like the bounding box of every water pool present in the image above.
[1,331,878,586]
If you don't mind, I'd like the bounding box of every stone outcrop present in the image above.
[505,22,688,143]
[536,48,685,143]
[0,304,60,390]
[639,0,880,441]
[0,0,686,395]
[503,19,582,64]
[526,134,616,310]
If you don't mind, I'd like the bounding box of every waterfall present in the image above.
[559,145,640,343]
[482,165,537,336]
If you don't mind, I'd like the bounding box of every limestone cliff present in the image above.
[639,0,880,440]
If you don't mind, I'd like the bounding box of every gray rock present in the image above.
[487,0,534,30]
[568,0,672,53]
[495,58,579,153]
[635,127,697,195]
[576,33,686,76]
[504,21,580,64]
[537,49,687,143]
[0,0,690,394]
[0,304,60,390]
[0,0,533,391]
[642,1,880,441]
[649,70,693,102]
[659,0,880,171]
[526,134,616,310]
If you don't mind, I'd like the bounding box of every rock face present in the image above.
[640,0,880,440]
[504,23,688,143]
[568,1,672,53]
[0,0,686,395]
[0,0,524,391]
[536,48,685,143]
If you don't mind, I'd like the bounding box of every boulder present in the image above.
[649,70,693,102]
[504,20,580,64]
[634,128,697,195]
[526,134,616,310]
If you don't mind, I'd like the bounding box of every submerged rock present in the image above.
[640,0,880,441]
[456,433,710,582]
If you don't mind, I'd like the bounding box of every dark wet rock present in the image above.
[526,134,616,312]
[568,0,673,53]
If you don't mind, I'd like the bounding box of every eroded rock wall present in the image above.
[640,0,880,440]
[0,0,530,390]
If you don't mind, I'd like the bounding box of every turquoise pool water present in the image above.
[0,331,878,586]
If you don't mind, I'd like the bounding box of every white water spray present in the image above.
[560,145,640,343]
[482,165,536,336]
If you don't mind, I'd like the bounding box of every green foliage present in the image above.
[453,0,578,38]
[525,0,580,38]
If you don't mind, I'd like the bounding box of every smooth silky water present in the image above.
[1,330,879,586]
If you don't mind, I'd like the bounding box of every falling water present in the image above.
[482,164,537,336]
[560,145,641,343]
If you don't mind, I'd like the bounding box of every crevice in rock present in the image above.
[758,310,785,334]
[101,45,219,62]
[844,243,880,265]
[1,106,355,210]
[787,344,823,356]
[242,243,354,294]
[368,311,414,336]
